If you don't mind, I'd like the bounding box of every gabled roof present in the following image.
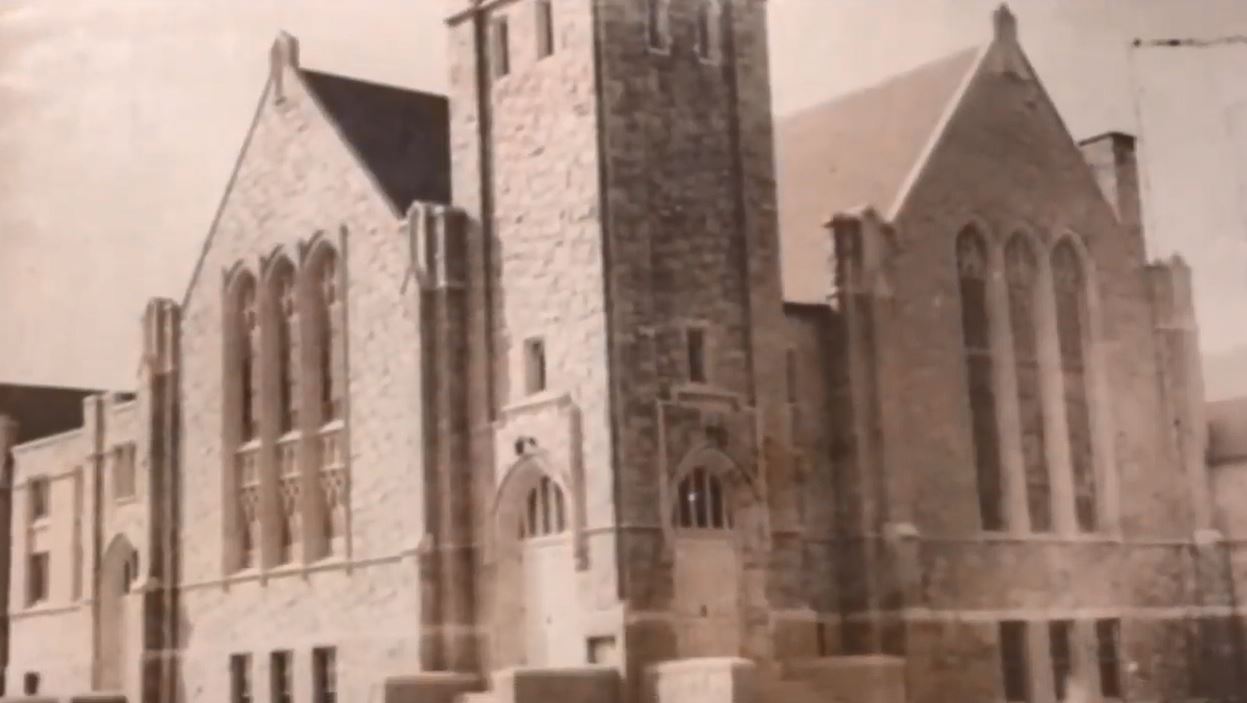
[776,46,984,303]
[300,69,451,212]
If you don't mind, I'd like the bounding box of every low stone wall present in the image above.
[643,658,758,703]
[384,672,482,703]
[494,666,621,703]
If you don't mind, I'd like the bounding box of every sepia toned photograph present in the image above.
[1,1,1246,701]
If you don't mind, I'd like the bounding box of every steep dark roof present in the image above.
[776,46,983,304]
[301,69,451,212]
[0,383,104,444]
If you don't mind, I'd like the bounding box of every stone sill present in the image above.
[501,390,571,419]
[14,602,79,619]
[193,552,399,592]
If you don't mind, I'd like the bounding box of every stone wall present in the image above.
[447,0,619,671]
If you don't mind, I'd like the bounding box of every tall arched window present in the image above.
[519,476,567,539]
[271,261,299,435]
[229,271,261,571]
[1052,241,1097,532]
[1006,235,1052,532]
[312,249,343,424]
[308,245,346,558]
[673,467,732,530]
[268,258,301,565]
[238,275,260,442]
[956,227,1004,531]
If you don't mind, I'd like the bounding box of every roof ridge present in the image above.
[781,44,983,120]
[299,67,447,101]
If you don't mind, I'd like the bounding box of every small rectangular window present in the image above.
[785,348,798,402]
[270,651,293,703]
[999,621,1030,703]
[536,0,555,59]
[695,0,719,62]
[230,654,252,703]
[313,647,337,703]
[645,0,670,52]
[1049,620,1073,702]
[1095,619,1122,699]
[23,672,40,696]
[26,552,49,606]
[114,444,137,500]
[492,16,510,79]
[524,337,547,395]
[686,326,707,384]
[29,477,49,521]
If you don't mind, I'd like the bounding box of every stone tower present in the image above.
[446,0,793,685]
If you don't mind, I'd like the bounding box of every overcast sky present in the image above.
[2,0,1245,395]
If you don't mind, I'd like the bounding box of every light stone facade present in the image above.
[1,3,1242,703]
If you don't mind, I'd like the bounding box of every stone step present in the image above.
[760,678,830,703]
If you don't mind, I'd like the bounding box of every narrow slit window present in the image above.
[270,651,293,703]
[230,654,252,703]
[525,337,547,395]
[1049,620,1073,702]
[313,647,337,703]
[1096,619,1122,699]
[492,16,511,79]
[645,0,670,52]
[695,0,721,62]
[536,0,555,59]
[29,477,49,521]
[26,552,49,606]
[999,621,1030,703]
[687,326,707,384]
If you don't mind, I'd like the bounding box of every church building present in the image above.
[2,3,1242,703]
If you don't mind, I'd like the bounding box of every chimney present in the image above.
[269,31,300,104]
[993,4,1018,42]
[1079,131,1144,234]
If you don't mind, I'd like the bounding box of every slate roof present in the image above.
[301,69,452,213]
[1209,397,1247,466]
[776,46,983,304]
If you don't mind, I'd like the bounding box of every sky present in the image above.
[1,0,1245,396]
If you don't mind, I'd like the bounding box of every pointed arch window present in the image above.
[1052,242,1097,532]
[309,245,347,559]
[228,270,262,572]
[312,249,344,424]
[236,274,260,442]
[673,467,732,530]
[519,476,567,539]
[272,262,300,435]
[1006,235,1052,532]
[956,227,1004,531]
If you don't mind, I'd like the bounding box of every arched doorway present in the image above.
[493,460,580,668]
[97,535,137,691]
[669,452,747,657]
[519,476,577,665]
